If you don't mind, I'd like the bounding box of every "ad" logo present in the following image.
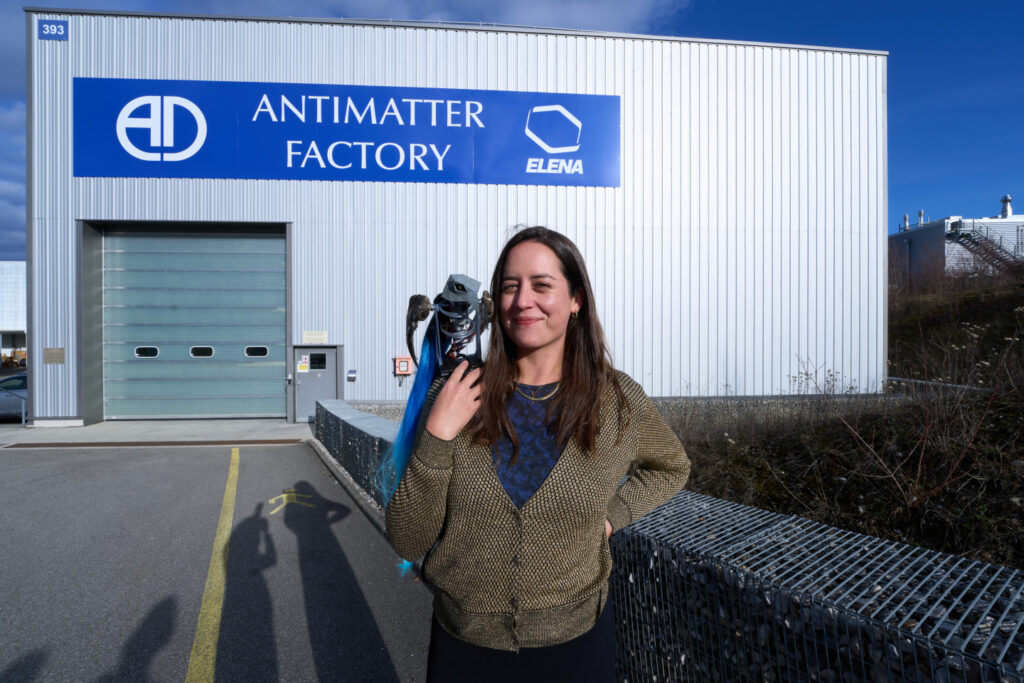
[116,95,207,161]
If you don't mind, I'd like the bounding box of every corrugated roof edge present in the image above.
[23,6,889,56]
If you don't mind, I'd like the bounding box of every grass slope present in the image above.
[678,274,1024,570]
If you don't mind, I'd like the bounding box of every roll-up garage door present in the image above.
[103,227,286,418]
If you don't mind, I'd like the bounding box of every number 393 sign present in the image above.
[38,20,68,40]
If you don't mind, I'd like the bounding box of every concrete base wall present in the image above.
[315,400,398,509]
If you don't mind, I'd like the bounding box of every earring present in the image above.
[571,310,579,319]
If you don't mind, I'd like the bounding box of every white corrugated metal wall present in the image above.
[28,11,887,419]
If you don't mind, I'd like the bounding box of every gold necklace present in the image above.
[515,382,559,401]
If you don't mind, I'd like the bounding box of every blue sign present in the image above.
[38,20,68,41]
[73,78,620,187]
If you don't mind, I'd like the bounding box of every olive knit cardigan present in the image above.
[385,371,691,653]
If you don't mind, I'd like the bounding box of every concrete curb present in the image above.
[306,436,387,537]
[306,433,428,581]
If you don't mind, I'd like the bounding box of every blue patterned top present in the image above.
[491,382,564,508]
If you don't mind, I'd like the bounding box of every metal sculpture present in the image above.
[405,274,493,378]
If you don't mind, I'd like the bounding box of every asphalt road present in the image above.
[0,443,432,682]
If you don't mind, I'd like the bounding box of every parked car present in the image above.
[0,373,27,417]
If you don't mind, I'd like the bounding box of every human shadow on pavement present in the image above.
[92,596,176,682]
[283,480,399,682]
[0,650,47,682]
[216,502,278,682]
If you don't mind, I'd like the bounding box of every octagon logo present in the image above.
[524,104,585,175]
[524,104,582,154]
[115,95,207,161]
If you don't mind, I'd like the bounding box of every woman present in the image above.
[385,227,690,681]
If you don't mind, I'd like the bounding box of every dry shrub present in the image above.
[672,266,1024,570]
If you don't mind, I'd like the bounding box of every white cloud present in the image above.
[0,5,23,100]
[0,207,25,230]
[0,161,23,184]
[0,198,24,224]
[0,180,22,204]
[0,102,26,194]
[187,0,686,33]
[0,197,26,262]
[0,204,25,256]
[0,101,25,130]
[0,97,25,255]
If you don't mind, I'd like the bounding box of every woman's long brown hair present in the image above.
[471,226,630,463]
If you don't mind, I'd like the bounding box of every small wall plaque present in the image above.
[44,347,66,364]
[302,330,328,344]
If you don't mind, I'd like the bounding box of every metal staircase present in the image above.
[947,229,1024,276]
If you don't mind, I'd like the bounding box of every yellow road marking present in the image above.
[268,488,315,515]
[185,447,239,683]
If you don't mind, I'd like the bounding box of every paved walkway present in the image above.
[0,417,315,448]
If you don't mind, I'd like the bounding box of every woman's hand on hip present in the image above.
[605,518,612,539]
[425,361,484,441]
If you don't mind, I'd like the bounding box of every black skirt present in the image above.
[425,601,615,683]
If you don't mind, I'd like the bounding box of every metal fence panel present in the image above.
[611,490,1023,682]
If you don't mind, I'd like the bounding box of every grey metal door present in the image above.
[294,348,338,421]
[102,228,286,418]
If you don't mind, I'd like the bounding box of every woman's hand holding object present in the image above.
[425,361,483,441]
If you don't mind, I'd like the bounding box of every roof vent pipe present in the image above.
[918,209,925,225]
[1002,194,1013,218]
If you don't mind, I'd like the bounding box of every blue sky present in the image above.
[1,0,1022,262]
